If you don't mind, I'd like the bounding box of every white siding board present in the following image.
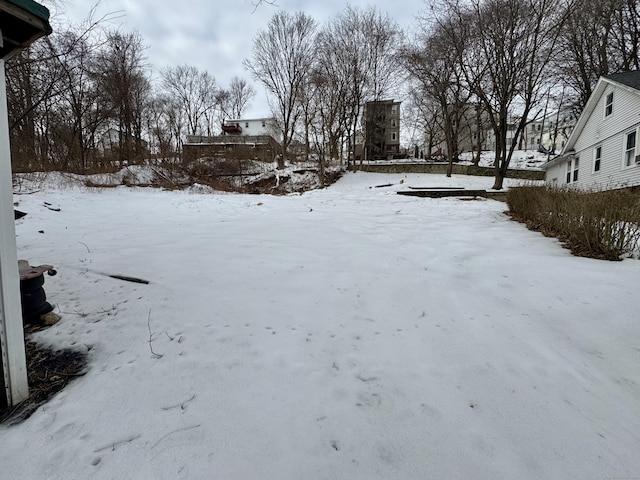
[544,78,640,190]
[544,162,564,186]
[228,118,280,140]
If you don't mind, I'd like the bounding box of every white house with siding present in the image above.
[222,117,279,141]
[543,71,640,190]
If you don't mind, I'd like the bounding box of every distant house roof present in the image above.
[604,71,640,91]
[228,117,276,123]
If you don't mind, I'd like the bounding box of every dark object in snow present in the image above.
[18,260,56,324]
[407,186,465,190]
[397,189,487,198]
[108,274,150,284]
[43,202,60,212]
[14,209,26,219]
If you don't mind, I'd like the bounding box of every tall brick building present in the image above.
[363,100,401,160]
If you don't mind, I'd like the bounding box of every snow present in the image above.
[361,149,551,170]
[459,149,551,169]
[3,171,640,479]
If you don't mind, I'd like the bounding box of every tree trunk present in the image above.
[278,142,286,170]
[444,118,454,177]
[492,170,505,190]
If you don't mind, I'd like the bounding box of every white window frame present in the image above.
[623,129,637,169]
[566,157,579,184]
[605,91,613,117]
[593,145,602,173]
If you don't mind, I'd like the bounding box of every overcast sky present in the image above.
[53,0,426,118]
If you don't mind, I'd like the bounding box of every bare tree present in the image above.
[436,0,566,189]
[6,44,51,170]
[612,0,640,71]
[250,0,278,11]
[555,0,640,110]
[244,11,317,169]
[315,9,368,168]
[306,59,349,183]
[5,8,131,172]
[402,16,472,176]
[50,30,105,171]
[93,30,150,165]
[160,65,218,137]
[146,94,174,159]
[317,6,401,168]
[402,87,445,160]
[309,31,351,170]
[224,76,256,119]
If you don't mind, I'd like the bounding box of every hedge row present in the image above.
[506,186,640,260]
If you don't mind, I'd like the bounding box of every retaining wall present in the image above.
[357,162,545,181]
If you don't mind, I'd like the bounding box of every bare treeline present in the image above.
[8,0,640,187]
[403,0,640,188]
[244,6,403,177]
[6,19,255,173]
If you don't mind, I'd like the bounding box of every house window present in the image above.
[262,120,266,127]
[605,92,613,117]
[566,157,579,183]
[391,132,397,141]
[594,145,601,172]
[624,130,636,167]
[245,122,249,128]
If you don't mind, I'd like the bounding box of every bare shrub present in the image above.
[507,186,640,260]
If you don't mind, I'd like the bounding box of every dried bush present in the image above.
[506,186,640,260]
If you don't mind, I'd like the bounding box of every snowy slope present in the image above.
[2,172,639,480]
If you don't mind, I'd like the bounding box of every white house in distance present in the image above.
[221,117,279,141]
[482,110,577,154]
[183,117,281,163]
[543,71,640,190]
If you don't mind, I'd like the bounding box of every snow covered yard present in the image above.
[3,171,640,479]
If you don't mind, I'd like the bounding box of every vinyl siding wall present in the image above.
[546,83,640,190]
[544,160,565,187]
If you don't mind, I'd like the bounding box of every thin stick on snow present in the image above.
[162,394,196,411]
[147,310,163,358]
[151,424,201,449]
[94,434,142,453]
